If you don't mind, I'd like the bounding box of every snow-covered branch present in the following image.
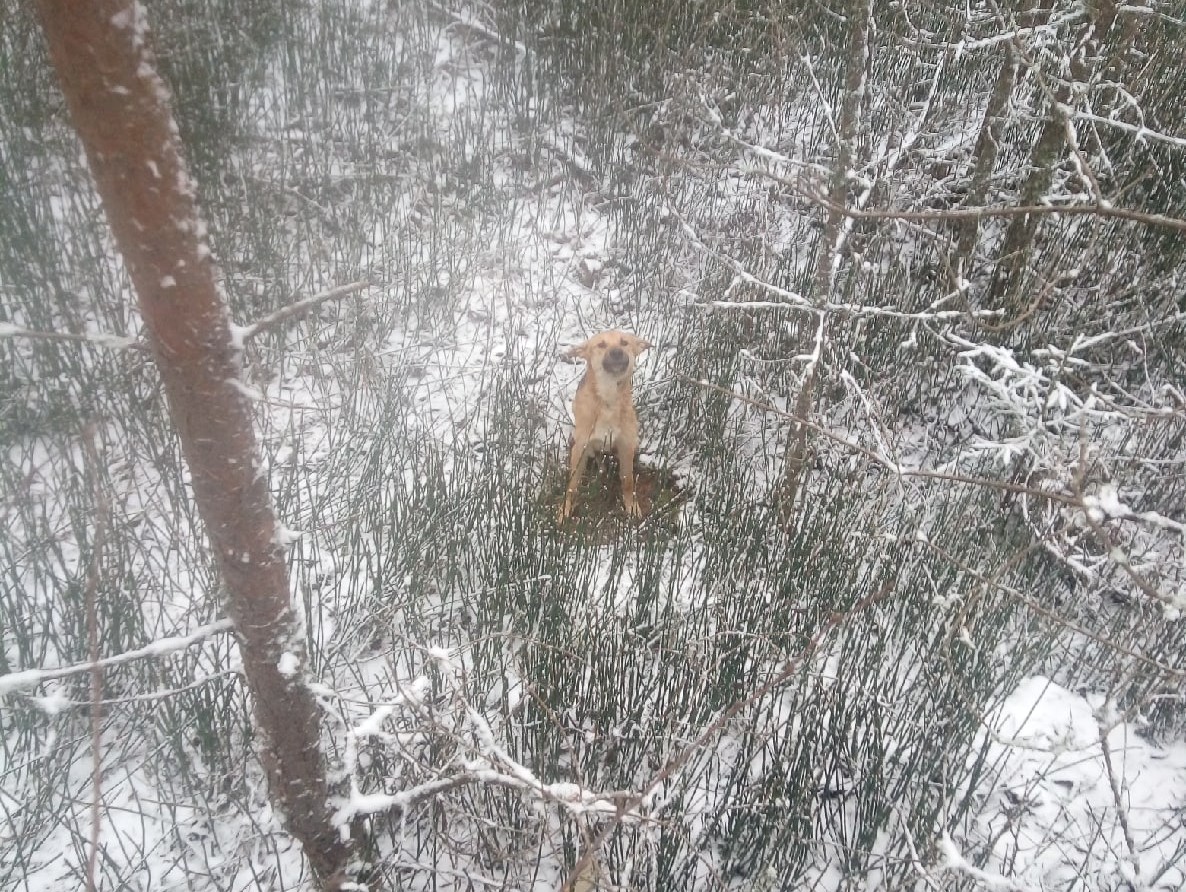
[0,281,373,354]
[0,619,236,697]
[938,834,1038,892]
[1072,110,1186,152]
[673,207,1003,322]
[333,647,632,832]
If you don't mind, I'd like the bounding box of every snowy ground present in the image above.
[970,677,1186,891]
[2,1,1184,890]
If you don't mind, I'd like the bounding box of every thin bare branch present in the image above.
[81,424,107,892]
[1098,705,1142,884]
[671,203,1002,321]
[0,322,144,351]
[235,280,373,343]
[787,178,1186,234]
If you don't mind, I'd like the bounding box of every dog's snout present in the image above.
[602,347,629,373]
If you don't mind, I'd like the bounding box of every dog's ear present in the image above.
[630,335,653,355]
[563,339,590,362]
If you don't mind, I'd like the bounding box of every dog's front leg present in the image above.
[616,441,642,519]
[559,432,591,522]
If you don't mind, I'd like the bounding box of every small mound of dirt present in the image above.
[542,453,685,541]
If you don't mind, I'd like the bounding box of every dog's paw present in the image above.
[624,498,643,520]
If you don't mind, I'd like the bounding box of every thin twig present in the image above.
[1097,703,1142,885]
[235,281,372,343]
[81,424,108,892]
[756,167,1186,234]
[0,323,144,351]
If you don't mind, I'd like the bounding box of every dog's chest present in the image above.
[577,374,634,449]
[587,413,624,450]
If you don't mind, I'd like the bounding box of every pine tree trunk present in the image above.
[34,2,352,886]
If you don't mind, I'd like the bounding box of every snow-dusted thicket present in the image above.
[1,0,1184,890]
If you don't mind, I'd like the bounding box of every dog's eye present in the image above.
[597,340,606,348]
[619,338,627,346]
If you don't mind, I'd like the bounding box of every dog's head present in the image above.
[566,330,652,379]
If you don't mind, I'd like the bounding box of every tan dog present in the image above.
[559,330,652,521]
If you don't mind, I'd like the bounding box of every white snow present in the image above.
[964,677,1186,891]
[226,377,263,402]
[227,322,249,351]
[276,652,301,677]
[272,523,302,547]
[1085,483,1128,519]
[29,689,72,716]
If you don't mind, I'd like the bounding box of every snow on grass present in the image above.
[4,1,1185,889]
[965,676,1186,892]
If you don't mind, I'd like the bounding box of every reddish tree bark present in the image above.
[35,1,352,885]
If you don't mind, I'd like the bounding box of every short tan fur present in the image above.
[559,330,652,521]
